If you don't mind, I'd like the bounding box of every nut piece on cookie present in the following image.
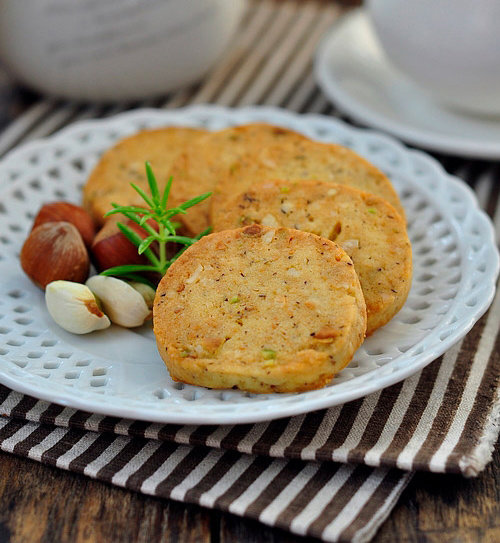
[153,225,367,393]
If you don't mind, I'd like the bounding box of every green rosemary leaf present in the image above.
[116,208,142,224]
[100,264,159,275]
[103,203,134,218]
[115,210,157,237]
[145,161,160,205]
[130,183,154,208]
[116,222,142,248]
[104,205,148,217]
[139,213,155,226]
[164,221,176,235]
[162,193,212,221]
[103,208,122,218]
[164,206,187,219]
[138,235,157,255]
[163,235,198,245]
[194,227,212,240]
[117,223,160,266]
[178,192,212,211]
[161,176,173,209]
[138,220,158,237]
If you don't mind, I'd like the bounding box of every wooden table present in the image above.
[0,1,499,540]
[0,447,499,542]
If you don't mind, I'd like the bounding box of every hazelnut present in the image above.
[21,222,90,289]
[90,215,159,272]
[33,201,96,248]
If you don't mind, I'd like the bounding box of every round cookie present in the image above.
[213,180,412,335]
[168,123,311,235]
[206,125,404,223]
[83,127,206,227]
[154,224,367,393]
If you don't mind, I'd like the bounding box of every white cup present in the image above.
[0,0,246,102]
[367,0,500,116]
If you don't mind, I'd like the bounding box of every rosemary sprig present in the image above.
[100,161,211,283]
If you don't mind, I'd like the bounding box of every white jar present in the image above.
[0,0,246,101]
[367,0,500,115]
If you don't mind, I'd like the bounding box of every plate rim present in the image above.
[314,9,500,160]
[0,104,498,424]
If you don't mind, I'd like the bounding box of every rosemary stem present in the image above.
[101,163,210,284]
[158,222,166,274]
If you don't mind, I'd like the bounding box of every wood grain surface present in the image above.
[0,446,498,542]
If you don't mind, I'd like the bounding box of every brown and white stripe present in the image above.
[0,416,411,543]
[1,0,499,541]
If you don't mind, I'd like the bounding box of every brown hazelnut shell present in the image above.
[21,221,90,289]
[33,201,96,248]
[91,216,153,272]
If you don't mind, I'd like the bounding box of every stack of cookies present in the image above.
[84,124,412,393]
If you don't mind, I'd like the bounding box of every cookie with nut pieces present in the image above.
[83,127,206,226]
[207,124,405,225]
[153,224,367,393]
[213,179,412,335]
[168,123,311,235]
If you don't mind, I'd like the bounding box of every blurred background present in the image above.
[0,0,360,131]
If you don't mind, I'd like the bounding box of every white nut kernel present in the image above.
[260,152,277,169]
[185,263,204,284]
[129,282,156,309]
[340,239,359,251]
[45,280,110,334]
[261,214,279,227]
[86,275,152,328]
[262,229,275,244]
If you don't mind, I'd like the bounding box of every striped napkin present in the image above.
[1,298,499,543]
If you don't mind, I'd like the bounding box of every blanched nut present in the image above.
[45,281,111,334]
[129,281,155,309]
[86,276,155,328]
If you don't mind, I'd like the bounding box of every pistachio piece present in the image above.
[45,280,111,334]
[86,276,152,327]
[261,348,277,360]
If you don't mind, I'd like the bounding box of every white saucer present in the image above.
[314,9,500,159]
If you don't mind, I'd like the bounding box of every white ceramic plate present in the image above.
[314,10,500,159]
[0,105,498,424]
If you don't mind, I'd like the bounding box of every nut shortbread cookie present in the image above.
[83,127,206,226]
[205,125,404,224]
[213,180,412,334]
[154,224,367,393]
[168,123,310,235]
